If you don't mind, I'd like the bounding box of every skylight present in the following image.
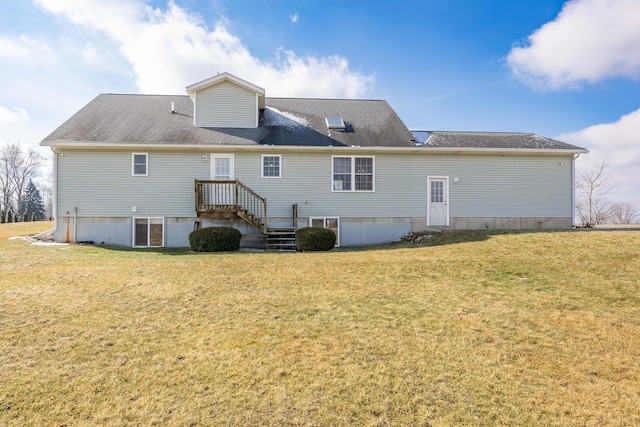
[325,117,346,130]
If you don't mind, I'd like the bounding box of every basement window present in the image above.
[133,217,164,247]
[325,117,346,130]
[310,217,340,247]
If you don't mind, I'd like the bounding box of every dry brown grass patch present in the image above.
[1,223,639,425]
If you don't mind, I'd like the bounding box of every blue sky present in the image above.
[1,0,639,204]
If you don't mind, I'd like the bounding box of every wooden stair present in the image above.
[237,208,265,233]
[265,227,296,251]
[196,181,300,251]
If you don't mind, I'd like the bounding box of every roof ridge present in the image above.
[267,97,385,102]
[418,130,535,135]
[102,93,189,97]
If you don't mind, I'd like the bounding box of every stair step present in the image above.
[266,245,297,252]
[266,228,296,251]
[267,234,294,238]
[268,247,295,251]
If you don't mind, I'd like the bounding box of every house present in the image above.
[41,72,588,248]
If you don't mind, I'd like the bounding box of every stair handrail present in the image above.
[195,179,267,233]
[235,180,267,233]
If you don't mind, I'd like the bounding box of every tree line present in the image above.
[576,159,638,227]
[0,142,48,223]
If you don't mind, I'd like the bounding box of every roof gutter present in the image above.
[43,142,589,156]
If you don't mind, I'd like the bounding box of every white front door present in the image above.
[211,154,235,206]
[428,177,449,226]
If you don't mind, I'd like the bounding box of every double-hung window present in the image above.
[332,156,374,191]
[262,155,281,178]
[132,153,148,176]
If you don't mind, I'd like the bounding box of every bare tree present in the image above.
[0,142,44,222]
[609,201,639,224]
[575,159,611,227]
[42,184,53,220]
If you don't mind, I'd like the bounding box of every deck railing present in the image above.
[195,180,267,232]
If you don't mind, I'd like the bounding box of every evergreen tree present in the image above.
[18,180,46,221]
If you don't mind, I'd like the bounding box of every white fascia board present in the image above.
[186,72,265,100]
[412,146,589,155]
[41,141,589,156]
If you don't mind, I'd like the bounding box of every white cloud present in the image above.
[0,106,40,154]
[290,13,299,24]
[0,36,55,65]
[507,0,640,90]
[0,106,29,124]
[35,0,374,98]
[558,109,640,203]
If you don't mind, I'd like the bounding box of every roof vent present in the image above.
[325,117,346,130]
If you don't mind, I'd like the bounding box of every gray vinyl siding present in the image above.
[194,81,257,128]
[56,149,575,221]
[443,156,573,217]
[57,150,210,217]
[239,152,574,219]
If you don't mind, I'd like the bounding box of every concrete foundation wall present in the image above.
[55,216,267,248]
[448,217,572,231]
[54,217,132,246]
[54,215,574,248]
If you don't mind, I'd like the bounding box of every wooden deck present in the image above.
[195,180,267,232]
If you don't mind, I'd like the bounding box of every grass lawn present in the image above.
[1,222,639,426]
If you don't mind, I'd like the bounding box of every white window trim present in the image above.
[132,217,165,248]
[331,155,375,192]
[132,153,148,176]
[261,154,282,178]
[309,216,340,247]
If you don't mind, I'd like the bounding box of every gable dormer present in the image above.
[186,73,265,128]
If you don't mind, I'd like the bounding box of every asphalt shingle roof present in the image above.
[411,131,585,151]
[42,94,415,148]
[41,93,586,152]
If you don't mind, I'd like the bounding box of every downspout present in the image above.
[52,149,58,233]
[572,153,581,228]
[73,206,77,243]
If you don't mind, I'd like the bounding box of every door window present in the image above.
[210,154,236,206]
[211,154,234,180]
[431,181,444,202]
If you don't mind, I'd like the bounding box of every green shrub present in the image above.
[189,226,241,252]
[295,227,336,251]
